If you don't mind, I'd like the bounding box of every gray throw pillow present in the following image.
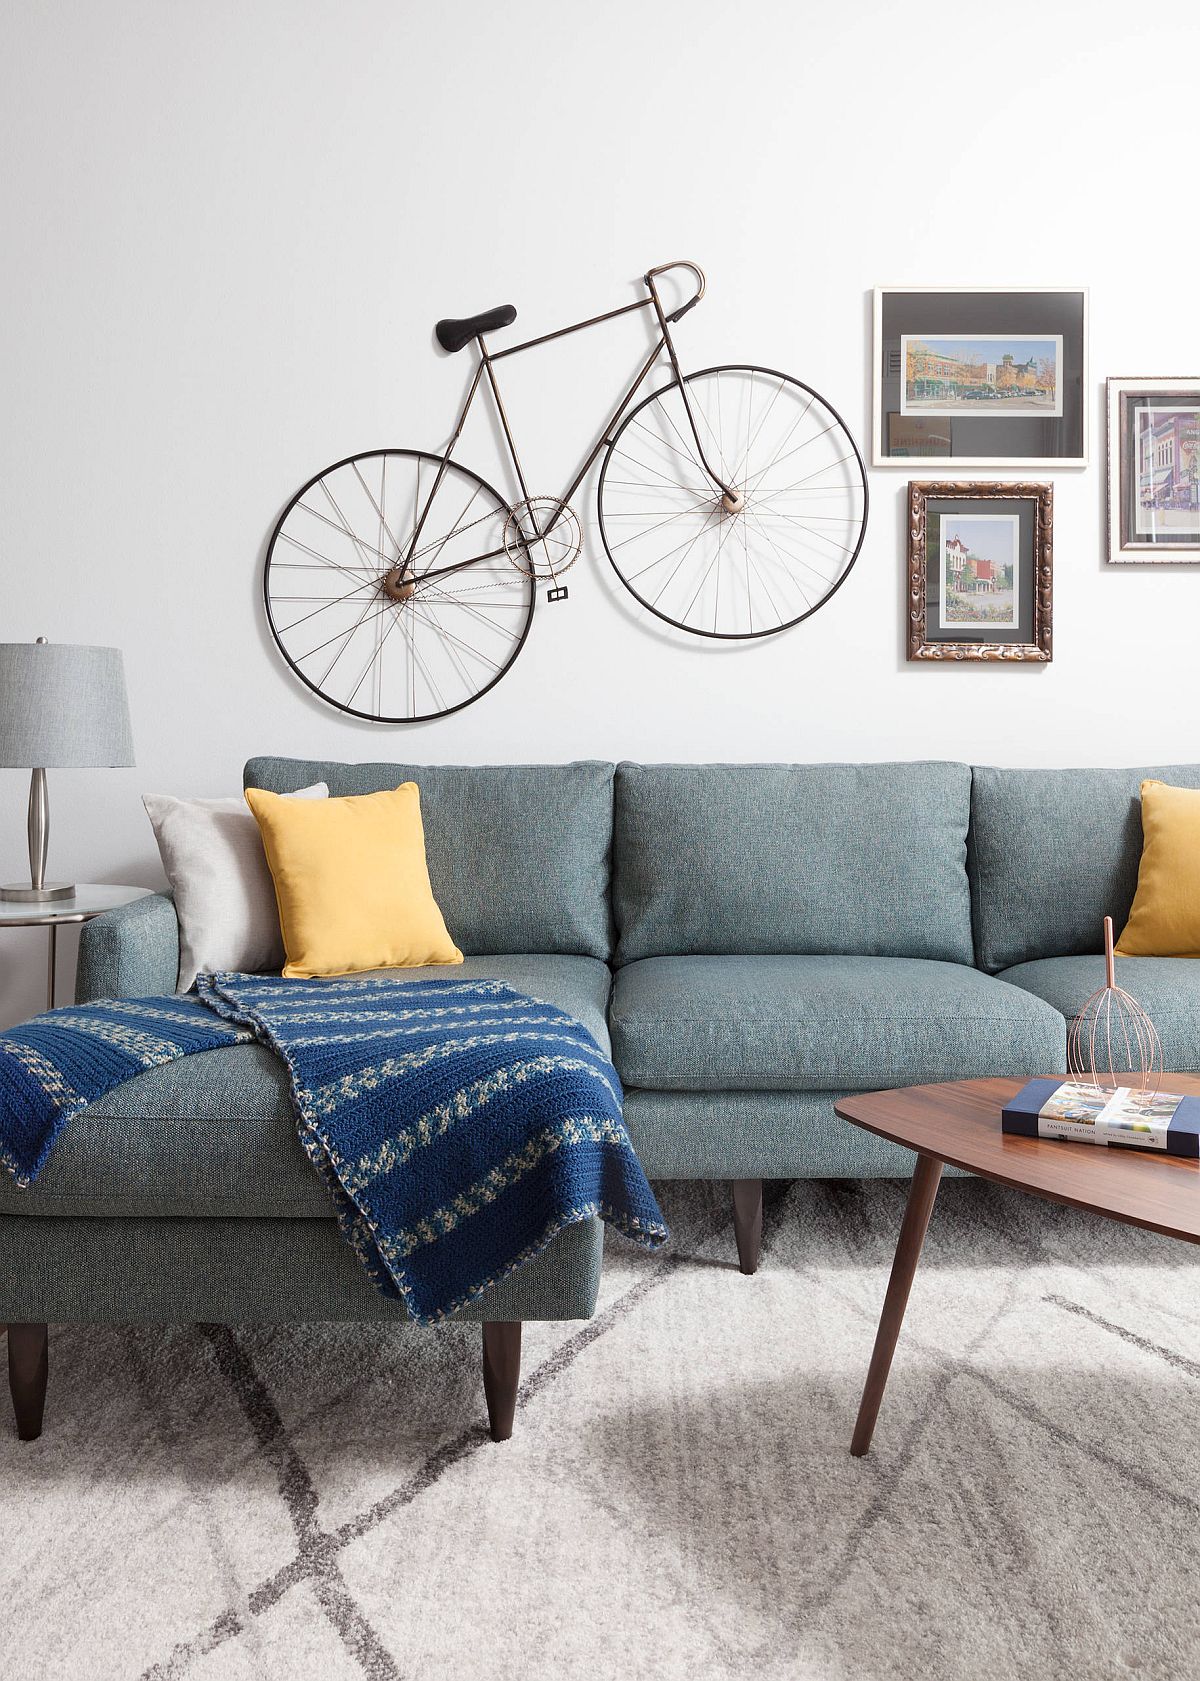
[143,784,327,991]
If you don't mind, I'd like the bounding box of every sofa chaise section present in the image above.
[3,760,620,1443]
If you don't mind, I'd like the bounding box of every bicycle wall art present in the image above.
[263,261,869,722]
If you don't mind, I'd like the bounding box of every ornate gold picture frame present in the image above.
[907,481,1052,662]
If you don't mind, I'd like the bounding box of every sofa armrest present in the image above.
[75,892,180,1001]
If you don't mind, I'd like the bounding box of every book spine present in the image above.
[1002,1110,1200,1156]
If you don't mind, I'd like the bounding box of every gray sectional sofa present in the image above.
[5,757,1199,1441]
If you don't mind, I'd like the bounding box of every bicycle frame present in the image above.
[404,261,733,583]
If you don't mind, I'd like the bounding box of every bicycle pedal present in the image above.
[547,585,569,602]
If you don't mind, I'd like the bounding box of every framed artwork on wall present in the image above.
[874,289,1088,468]
[1107,377,1200,561]
[907,481,1052,662]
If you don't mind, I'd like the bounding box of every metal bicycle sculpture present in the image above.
[264,260,869,722]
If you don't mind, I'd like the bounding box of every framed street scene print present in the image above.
[874,289,1088,468]
[907,481,1052,662]
[1107,377,1200,560]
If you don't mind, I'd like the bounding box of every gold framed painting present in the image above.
[907,481,1053,662]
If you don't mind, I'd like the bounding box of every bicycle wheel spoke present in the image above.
[277,530,379,587]
[715,371,725,477]
[277,576,380,635]
[744,509,832,593]
[316,593,390,689]
[745,519,844,604]
[644,400,710,484]
[413,482,481,571]
[419,581,527,644]
[747,531,799,619]
[689,385,735,482]
[647,506,723,603]
[629,413,707,483]
[293,504,391,565]
[601,479,711,502]
[346,606,402,713]
[410,596,477,698]
[730,376,787,483]
[319,480,388,574]
[741,516,754,633]
[410,596,502,673]
[627,506,721,583]
[608,502,712,551]
[348,458,403,558]
[743,426,845,495]
[608,446,708,497]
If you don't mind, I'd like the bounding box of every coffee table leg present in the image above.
[850,1152,944,1457]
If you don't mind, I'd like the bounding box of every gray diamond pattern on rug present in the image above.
[4,1178,1200,1679]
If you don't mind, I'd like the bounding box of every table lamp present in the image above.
[0,637,135,902]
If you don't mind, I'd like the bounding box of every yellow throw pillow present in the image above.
[1115,779,1200,958]
[244,783,463,979]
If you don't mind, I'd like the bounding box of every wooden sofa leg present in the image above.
[482,1322,521,1442]
[7,1323,48,1442]
[732,1179,763,1276]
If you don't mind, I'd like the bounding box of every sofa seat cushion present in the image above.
[0,955,612,1219]
[610,955,1065,1092]
[1001,955,1200,1072]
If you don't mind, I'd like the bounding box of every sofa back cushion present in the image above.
[243,758,614,959]
[970,764,1200,972]
[612,762,974,965]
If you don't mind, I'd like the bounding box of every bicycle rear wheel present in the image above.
[264,449,532,722]
[597,365,868,638]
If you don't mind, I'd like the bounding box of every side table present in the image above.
[0,885,153,1011]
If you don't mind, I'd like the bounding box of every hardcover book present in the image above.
[1002,1079,1200,1157]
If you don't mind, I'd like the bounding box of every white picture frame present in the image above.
[873,287,1089,469]
[1107,376,1200,562]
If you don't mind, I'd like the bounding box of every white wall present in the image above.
[1,0,1198,1024]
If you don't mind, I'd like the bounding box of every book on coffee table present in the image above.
[1002,1079,1200,1157]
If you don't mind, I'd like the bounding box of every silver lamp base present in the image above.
[0,881,76,903]
[5,766,75,904]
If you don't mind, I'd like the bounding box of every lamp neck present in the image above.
[28,768,48,890]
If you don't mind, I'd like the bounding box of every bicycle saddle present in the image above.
[435,304,517,354]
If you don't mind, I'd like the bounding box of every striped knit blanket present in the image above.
[0,974,668,1323]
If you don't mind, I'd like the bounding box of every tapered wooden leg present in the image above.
[8,1323,48,1442]
[732,1178,763,1275]
[482,1321,521,1442]
[850,1154,943,1458]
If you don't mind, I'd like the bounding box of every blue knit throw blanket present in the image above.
[0,974,668,1323]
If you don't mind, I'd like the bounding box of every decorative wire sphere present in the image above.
[1067,915,1162,1097]
[503,497,583,580]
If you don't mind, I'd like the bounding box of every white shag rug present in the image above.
[4,1178,1200,1680]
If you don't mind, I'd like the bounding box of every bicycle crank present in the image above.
[503,496,582,601]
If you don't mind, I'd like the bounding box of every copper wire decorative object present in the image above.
[1067,915,1162,1097]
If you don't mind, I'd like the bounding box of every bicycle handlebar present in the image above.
[644,260,706,324]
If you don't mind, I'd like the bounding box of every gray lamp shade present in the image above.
[0,641,135,768]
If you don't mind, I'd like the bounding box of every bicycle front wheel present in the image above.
[597,365,868,638]
[264,449,532,722]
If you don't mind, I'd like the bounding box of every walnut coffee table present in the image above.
[835,1075,1200,1456]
